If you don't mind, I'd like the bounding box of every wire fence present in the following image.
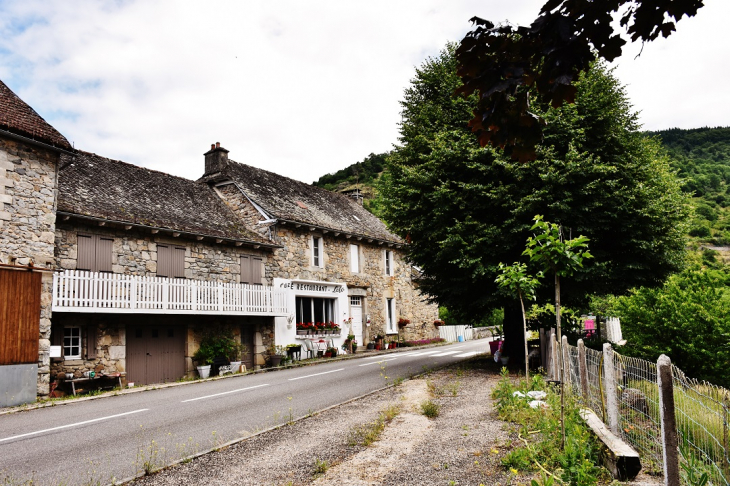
[553,339,730,485]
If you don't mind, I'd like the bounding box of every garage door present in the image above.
[127,326,185,385]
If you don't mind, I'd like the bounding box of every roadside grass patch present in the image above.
[420,399,441,418]
[493,368,611,486]
[348,404,400,446]
[313,457,329,476]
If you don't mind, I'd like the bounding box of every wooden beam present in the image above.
[580,409,641,481]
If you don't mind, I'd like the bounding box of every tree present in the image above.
[495,261,542,379]
[598,265,730,387]
[455,0,704,161]
[379,45,690,361]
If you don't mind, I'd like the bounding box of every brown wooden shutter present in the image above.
[86,325,97,359]
[51,323,64,362]
[252,257,263,285]
[240,255,251,284]
[157,244,171,277]
[77,234,95,271]
[172,247,185,278]
[96,237,113,272]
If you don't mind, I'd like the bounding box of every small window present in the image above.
[386,298,396,334]
[63,326,82,359]
[296,296,336,324]
[350,244,360,273]
[384,250,393,276]
[158,245,186,278]
[312,236,324,268]
[77,234,113,272]
[241,255,264,285]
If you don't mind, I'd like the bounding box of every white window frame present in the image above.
[384,249,393,276]
[63,326,82,360]
[311,236,324,268]
[386,298,397,334]
[349,244,360,273]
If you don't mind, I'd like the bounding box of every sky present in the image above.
[0,0,728,184]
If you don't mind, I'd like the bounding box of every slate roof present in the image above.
[58,151,275,246]
[218,160,402,244]
[0,80,72,150]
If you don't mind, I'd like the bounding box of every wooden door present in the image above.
[126,326,185,385]
[0,269,41,365]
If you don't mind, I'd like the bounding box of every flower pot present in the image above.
[270,354,282,367]
[197,365,211,379]
[296,329,307,335]
[489,340,502,355]
[367,342,375,350]
[230,361,242,373]
[375,344,381,350]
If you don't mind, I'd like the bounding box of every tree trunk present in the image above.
[502,302,525,364]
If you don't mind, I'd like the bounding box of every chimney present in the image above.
[203,141,230,176]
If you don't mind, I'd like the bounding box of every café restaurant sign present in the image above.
[280,280,345,294]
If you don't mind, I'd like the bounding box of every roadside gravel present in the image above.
[128,360,663,486]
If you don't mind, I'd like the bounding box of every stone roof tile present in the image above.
[222,160,402,243]
[0,80,72,150]
[58,151,273,245]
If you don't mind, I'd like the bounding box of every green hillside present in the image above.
[316,127,730,247]
[648,127,730,245]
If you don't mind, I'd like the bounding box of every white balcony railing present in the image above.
[52,270,289,316]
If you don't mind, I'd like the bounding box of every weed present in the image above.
[420,399,440,418]
[348,404,400,446]
[313,458,329,476]
[530,472,556,486]
[681,455,710,486]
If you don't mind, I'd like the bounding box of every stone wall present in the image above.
[270,224,439,344]
[0,138,59,396]
[55,221,270,282]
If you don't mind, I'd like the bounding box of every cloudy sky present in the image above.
[0,1,727,183]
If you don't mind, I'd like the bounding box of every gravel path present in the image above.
[128,361,663,486]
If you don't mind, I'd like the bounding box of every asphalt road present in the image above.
[0,339,489,486]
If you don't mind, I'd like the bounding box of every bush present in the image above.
[193,326,243,365]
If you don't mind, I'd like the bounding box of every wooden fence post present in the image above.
[552,332,559,382]
[603,343,619,434]
[540,328,546,370]
[578,339,589,403]
[657,354,680,486]
[562,335,571,390]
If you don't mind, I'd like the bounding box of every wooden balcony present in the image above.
[52,270,289,316]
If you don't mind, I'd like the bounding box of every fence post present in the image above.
[603,343,619,434]
[552,332,559,382]
[562,335,571,390]
[723,396,729,482]
[540,328,546,370]
[578,339,589,403]
[657,354,680,486]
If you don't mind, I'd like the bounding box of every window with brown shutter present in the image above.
[241,255,263,285]
[157,245,186,278]
[77,234,113,272]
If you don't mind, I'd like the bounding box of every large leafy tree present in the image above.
[380,45,690,358]
[455,0,704,161]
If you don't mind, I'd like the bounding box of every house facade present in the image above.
[0,81,438,400]
[0,81,73,406]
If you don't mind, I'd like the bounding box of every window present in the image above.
[312,236,323,268]
[296,297,336,324]
[384,250,393,276]
[63,326,81,359]
[77,234,113,272]
[157,244,185,278]
[349,244,360,273]
[386,298,396,334]
[241,255,263,285]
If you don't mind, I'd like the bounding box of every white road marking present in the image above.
[431,351,460,357]
[454,352,480,358]
[182,384,270,402]
[288,368,345,381]
[405,350,443,357]
[359,358,398,366]
[0,409,149,443]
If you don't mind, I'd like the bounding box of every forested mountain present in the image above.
[315,127,730,246]
[648,127,730,245]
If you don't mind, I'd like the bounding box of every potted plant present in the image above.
[286,343,302,360]
[397,317,410,328]
[268,344,285,367]
[193,342,215,379]
[227,341,247,373]
[433,319,444,328]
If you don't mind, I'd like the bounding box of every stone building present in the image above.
[0,80,73,406]
[0,81,438,397]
